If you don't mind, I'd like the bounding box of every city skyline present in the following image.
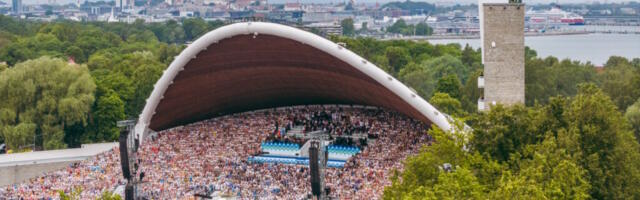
[2,0,639,5]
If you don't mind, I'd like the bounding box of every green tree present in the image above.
[490,173,547,200]
[509,136,591,199]
[525,46,538,60]
[0,14,41,36]
[429,92,466,118]
[423,55,470,82]
[183,18,208,41]
[414,22,433,36]
[380,1,436,15]
[626,98,640,143]
[150,20,186,44]
[525,56,556,105]
[435,74,462,99]
[45,23,79,42]
[471,104,545,162]
[384,46,410,75]
[1,123,36,151]
[207,20,225,31]
[460,44,480,68]
[399,63,431,98]
[461,70,482,113]
[408,167,485,200]
[387,19,408,34]
[400,55,468,99]
[341,18,355,36]
[599,56,640,110]
[127,30,159,43]
[384,126,501,200]
[0,33,66,65]
[64,46,85,63]
[97,73,134,113]
[0,62,6,72]
[87,83,126,142]
[0,57,95,150]
[97,191,122,200]
[92,51,164,117]
[565,84,640,199]
[359,22,368,33]
[58,187,82,200]
[118,51,164,116]
[74,29,122,59]
[525,56,596,106]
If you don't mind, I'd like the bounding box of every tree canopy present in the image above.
[341,18,355,36]
[0,17,184,149]
[0,57,95,150]
[384,84,640,199]
[387,19,433,36]
[380,1,436,15]
[626,98,640,143]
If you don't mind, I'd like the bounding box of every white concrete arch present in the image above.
[134,22,453,143]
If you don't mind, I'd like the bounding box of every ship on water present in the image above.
[526,6,585,26]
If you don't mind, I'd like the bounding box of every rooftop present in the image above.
[0,142,117,167]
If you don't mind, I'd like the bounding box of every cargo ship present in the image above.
[526,7,585,25]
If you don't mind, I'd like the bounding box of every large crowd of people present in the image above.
[1,105,432,199]
[0,148,125,199]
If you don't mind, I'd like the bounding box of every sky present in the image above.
[2,0,637,5]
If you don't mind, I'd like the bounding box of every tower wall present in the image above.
[482,3,525,107]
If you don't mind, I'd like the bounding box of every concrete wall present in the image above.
[482,3,525,107]
[0,161,77,186]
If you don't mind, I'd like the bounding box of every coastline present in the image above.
[383,30,640,40]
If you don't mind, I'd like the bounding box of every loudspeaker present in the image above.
[120,130,131,180]
[309,143,321,196]
[125,183,134,200]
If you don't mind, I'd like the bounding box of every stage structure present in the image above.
[133,22,457,144]
[117,119,139,200]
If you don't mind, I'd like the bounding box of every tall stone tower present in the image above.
[478,1,525,111]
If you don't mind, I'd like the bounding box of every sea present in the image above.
[428,31,640,66]
[2,1,637,65]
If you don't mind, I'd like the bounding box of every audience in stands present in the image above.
[0,148,125,199]
[0,105,431,199]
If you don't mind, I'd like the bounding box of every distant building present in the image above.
[12,0,22,14]
[304,22,342,36]
[478,1,525,111]
[116,0,133,11]
[284,3,302,11]
[620,8,637,15]
[202,0,224,5]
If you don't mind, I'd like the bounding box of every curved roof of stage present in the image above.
[134,22,452,141]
